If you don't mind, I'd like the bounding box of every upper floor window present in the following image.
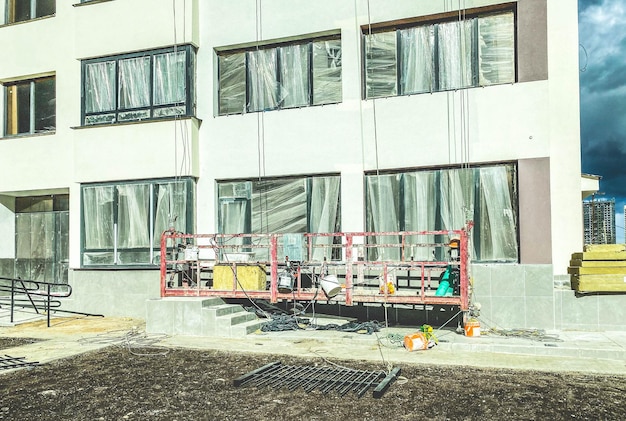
[364,11,514,99]
[81,45,196,126]
[6,0,55,24]
[3,76,55,136]
[217,36,342,115]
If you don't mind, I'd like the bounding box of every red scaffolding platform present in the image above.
[159,223,473,311]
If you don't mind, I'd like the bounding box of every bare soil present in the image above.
[0,338,625,420]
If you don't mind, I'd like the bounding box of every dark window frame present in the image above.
[362,7,516,99]
[80,44,196,126]
[5,0,55,24]
[217,35,342,116]
[80,177,195,268]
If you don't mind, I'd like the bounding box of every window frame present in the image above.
[364,163,519,263]
[80,44,196,126]
[5,0,55,24]
[216,35,342,116]
[3,75,56,137]
[80,177,195,268]
[362,7,516,99]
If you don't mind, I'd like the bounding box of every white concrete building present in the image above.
[0,0,619,330]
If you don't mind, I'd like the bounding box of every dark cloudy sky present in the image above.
[578,0,626,242]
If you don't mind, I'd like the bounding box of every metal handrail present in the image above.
[0,276,102,327]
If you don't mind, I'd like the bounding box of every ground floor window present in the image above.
[14,195,68,283]
[365,164,518,262]
[217,175,341,260]
[81,178,194,267]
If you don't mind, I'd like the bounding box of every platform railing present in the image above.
[159,222,473,311]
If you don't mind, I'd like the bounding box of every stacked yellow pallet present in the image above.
[569,244,626,293]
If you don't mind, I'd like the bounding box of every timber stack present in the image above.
[569,244,626,293]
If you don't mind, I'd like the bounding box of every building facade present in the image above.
[583,198,616,245]
[2,0,620,330]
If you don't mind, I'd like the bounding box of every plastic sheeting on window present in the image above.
[280,44,310,108]
[218,53,246,115]
[118,56,151,110]
[217,176,341,259]
[252,179,308,234]
[313,39,342,105]
[365,165,518,263]
[477,166,518,262]
[83,185,115,251]
[364,31,398,98]
[153,181,189,248]
[85,61,116,113]
[365,174,401,261]
[403,171,437,261]
[154,51,187,106]
[438,19,476,91]
[116,184,150,250]
[248,49,282,112]
[479,12,515,85]
[400,26,434,95]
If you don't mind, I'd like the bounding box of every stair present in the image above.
[145,297,265,337]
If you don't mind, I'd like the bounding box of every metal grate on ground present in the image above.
[234,361,401,398]
[0,355,39,371]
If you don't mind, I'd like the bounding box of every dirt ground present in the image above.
[1,337,625,420]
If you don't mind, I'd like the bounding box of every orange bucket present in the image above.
[464,320,481,337]
[403,332,428,351]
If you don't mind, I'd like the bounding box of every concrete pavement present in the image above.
[1,308,625,376]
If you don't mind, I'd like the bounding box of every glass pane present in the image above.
[36,0,55,18]
[83,185,115,250]
[154,180,189,247]
[9,0,31,23]
[247,49,280,112]
[477,166,518,262]
[280,44,310,108]
[403,171,437,260]
[400,26,434,95]
[118,56,151,110]
[479,12,515,85]
[438,20,476,91]
[218,53,246,115]
[154,50,187,106]
[34,77,55,132]
[117,183,150,249]
[6,82,30,135]
[364,31,397,98]
[365,174,401,260]
[85,61,116,114]
[252,179,307,233]
[312,39,342,105]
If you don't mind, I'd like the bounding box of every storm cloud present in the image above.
[579,0,626,239]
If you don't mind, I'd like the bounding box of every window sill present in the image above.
[0,14,55,28]
[73,0,114,7]
[71,115,201,130]
[1,131,56,140]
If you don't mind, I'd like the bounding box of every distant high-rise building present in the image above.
[583,198,616,244]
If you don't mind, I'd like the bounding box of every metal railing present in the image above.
[159,222,473,311]
[0,277,103,327]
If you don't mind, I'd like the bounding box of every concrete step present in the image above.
[214,310,258,337]
[204,303,245,318]
[231,318,265,336]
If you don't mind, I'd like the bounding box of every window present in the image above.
[217,175,341,260]
[81,178,195,266]
[217,36,342,115]
[81,45,196,125]
[4,76,55,136]
[5,0,54,24]
[365,164,518,262]
[364,11,514,99]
